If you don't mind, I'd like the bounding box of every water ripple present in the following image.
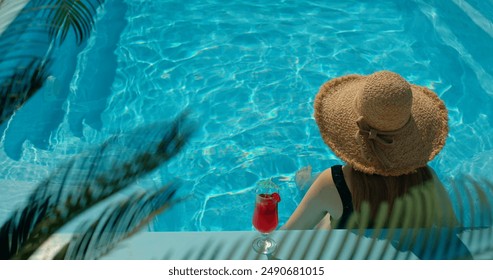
[1,0,492,230]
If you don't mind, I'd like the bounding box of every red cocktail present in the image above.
[252,193,279,233]
[252,192,281,254]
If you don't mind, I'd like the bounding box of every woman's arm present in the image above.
[282,167,344,230]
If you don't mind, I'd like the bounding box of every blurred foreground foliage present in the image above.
[0,0,491,260]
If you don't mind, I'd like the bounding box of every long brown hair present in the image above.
[348,165,432,224]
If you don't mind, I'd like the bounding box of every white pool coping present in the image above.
[0,0,30,35]
[30,227,492,260]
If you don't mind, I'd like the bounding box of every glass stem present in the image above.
[261,232,272,249]
[262,233,269,240]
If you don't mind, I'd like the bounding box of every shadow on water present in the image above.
[67,0,129,138]
[0,0,128,160]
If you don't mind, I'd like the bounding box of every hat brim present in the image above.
[314,74,448,176]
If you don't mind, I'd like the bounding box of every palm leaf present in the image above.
[312,178,490,259]
[0,58,51,123]
[53,183,183,260]
[0,0,104,127]
[0,198,51,260]
[45,0,103,45]
[0,113,193,259]
[0,0,103,64]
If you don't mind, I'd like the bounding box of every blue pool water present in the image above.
[1,0,493,231]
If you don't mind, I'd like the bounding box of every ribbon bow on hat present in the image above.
[356,116,411,170]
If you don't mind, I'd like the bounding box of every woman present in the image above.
[284,70,457,230]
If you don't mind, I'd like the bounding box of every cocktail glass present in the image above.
[252,192,280,254]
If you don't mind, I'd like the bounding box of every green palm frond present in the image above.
[0,0,104,126]
[1,0,200,261]
[0,58,51,123]
[0,113,193,260]
[0,0,103,62]
[53,183,182,260]
[295,177,491,260]
[45,0,103,46]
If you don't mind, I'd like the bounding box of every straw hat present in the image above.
[314,70,448,176]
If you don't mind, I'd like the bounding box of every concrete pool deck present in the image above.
[31,227,492,260]
[0,0,30,34]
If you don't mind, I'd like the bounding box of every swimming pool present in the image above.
[1,0,492,231]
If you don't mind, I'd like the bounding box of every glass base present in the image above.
[252,235,277,255]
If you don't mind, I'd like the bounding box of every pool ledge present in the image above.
[30,227,492,260]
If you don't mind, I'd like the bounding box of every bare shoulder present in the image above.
[311,166,344,219]
[314,167,336,188]
[310,166,343,195]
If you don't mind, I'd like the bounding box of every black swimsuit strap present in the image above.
[331,165,354,228]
